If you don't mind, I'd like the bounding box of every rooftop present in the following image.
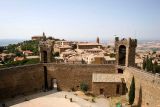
[92,73,124,83]
[77,42,102,46]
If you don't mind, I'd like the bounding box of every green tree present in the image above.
[71,44,77,50]
[153,61,158,73]
[144,56,153,72]
[53,52,59,57]
[129,76,135,106]
[7,44,18,53]
[147,58,153,72]
[20,40,39,55]
[15,50,23,57]
[142,59,146,70]
[80,82,88,92]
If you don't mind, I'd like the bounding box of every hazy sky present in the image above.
[0,0,160,41]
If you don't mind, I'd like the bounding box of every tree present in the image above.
[20,40,39,55]
[129,76,135,106]
[143,56,153,72]
[153,61,158,73]
[146,58,153,72]
[80,82,88,92]
[15,50,23,57]
[53,52,59,57]
[142,59,146,70]
[7,44,17,53]
[71,44,77,50]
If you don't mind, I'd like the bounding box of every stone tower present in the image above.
[96,36,100,44]
[42,32,47,41]
[39,39,54,63]
[115,37,137,67]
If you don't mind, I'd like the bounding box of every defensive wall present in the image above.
[0,63,116,101]
[124,67,160,107]
[0,63,160,107]
[0,64,44,101]
[45,64,116,93]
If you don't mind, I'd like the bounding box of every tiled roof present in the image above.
[92,73,124,83]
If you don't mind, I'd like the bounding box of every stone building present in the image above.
[77,43,102,50]
[32,32,46,41]
[39,36,54,63]
[115,37,137,67]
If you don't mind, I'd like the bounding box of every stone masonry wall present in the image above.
[92,82,122,96]
[0,64,44,101]
[124,67,160,107]
[45,64,116,91]
[0,63,159,107]
[0,64,116,101]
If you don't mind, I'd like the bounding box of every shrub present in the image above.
[80,82,88,92]
[91,97,95,102]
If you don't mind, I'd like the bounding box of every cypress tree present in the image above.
[129,76,135,106]
[142,59,146,70]
[146,56,149,71]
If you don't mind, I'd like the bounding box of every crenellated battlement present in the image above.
[115,37,137,47]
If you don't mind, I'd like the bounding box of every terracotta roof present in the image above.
[14,57,24,61]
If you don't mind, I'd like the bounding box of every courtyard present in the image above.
[5,90,110,107]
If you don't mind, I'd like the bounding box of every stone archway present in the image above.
[118,45,126,66]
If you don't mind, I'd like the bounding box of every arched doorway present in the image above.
[100,88,104,95]
[43,51,47,63]
[118,45,126,66]
[50,78,57,90]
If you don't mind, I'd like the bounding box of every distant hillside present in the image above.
[0,39,24,46]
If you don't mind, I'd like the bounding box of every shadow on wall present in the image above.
[131,85,142,107]
[137,85,142,107]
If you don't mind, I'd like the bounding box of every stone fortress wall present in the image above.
[0,63,160,107]
[0,64,116,101]
[124,67,160,107]
[0,64,44,101]
[45,64,117,95]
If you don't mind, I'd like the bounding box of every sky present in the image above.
[0,0,160,41]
